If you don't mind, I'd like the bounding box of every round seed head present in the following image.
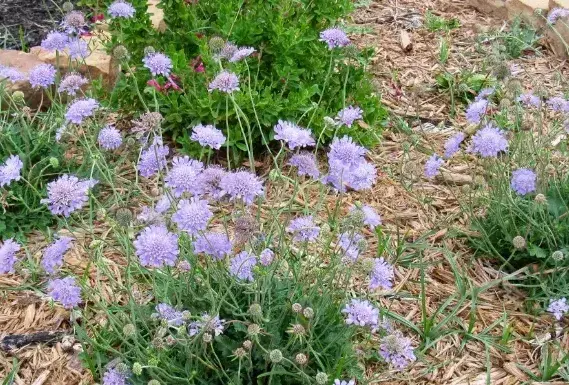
[209,36,225,53]
[62,2,74,12]
[302,307,314,319]
[242,340,253,350]
[148,381,161,385]
[269,349,283,363]
[202,333,213,343]
[295,353,308,365]
[144,46,156,56]
[552,250,564,262]
[115,207,133,227]
[11,91,25,104]
[315,372,329,384]
[292,303,303,313]
[123,323,136,337]
[289,323,306,336]
[512,236,526,250]
[248,303,263,318]
[535,193,547,204]
[234,347,247,358]
[112,45,129,61]
[247,323,261,336]
[132,362,143,376]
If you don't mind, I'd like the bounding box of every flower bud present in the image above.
[132,362,143,376]
[316,372,328,384]
[269,349,283,363]
[49,157,60,169]
[292,303,302,313]
[11,91,25,104]
[62,2,74,12]
[248,303,262,318]
[123,324,136,337]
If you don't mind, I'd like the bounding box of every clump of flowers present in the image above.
[41,175,97,216]
[0,239,21,274]
[47,277,82,309]
[134,224,179,268]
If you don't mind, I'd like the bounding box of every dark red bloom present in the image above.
[190,56,205,73]
[92,13,105,22]
[147,79,162,92]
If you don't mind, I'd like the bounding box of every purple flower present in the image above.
[217,42,238,61]
[155,303,184,326]
[229,47,256,62]
[190,124,226,150]
[336,106,363,128]
[220,170,264,205]
[41,31,69,51]
[286,216,320,242]
[229,251,257,281]
[547,298,569,320]
[98,125,123,150]
[548,8,569,24]
[137,138,169,178]
[134,224,179,268]
[108,1,136,18]
[58,73,88,96]
[474,87,495,102]
[29,64,56,88]
[0,239,20,274]
[274,120,315,150]
[345,161,376,190]
[465,98,488,124]
[143,52,173,77]
[370,258,394,290]
[342,298,379,330]
[547,96,569,112]
[65,98,99,124]
[338,232,364,263]
[319,28,350,49]
[189,313,225,336]
[288,152,320,179]
[323,161,349,192]
[328,136,367,169]
[424,154,443,179]
[444,132,465,158]
[172,198,213,236]
[165,156,204,197]
[68,38,89,60]
[334,380,355,385]
[0,66,25,83]
[41,236,73,274]
[137,206,163,224]
[195,165,226,199]
[517,92,541,108]
[155,194,172,213]
[0,155,23,187]
[379,332,416,370]
[41,175,97,216]
[470,124,508,158]
[510,168,537,195]
[350,204,381,230]
[47,277,81,309]
[102,367,128,385]
[61,11,87,34]
[194,232,233,260]
[260,248,274,266]
[208,71,240,93]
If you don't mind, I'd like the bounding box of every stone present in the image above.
[505,0,550,27]
[148,0,166,33]
[550,0,569,9]
[545,18,569,57]
[469,0,509,19]
[0,50,48,108]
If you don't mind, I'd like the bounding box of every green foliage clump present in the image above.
[425,10,460,33]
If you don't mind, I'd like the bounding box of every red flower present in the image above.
[92,13,105,22]
[147,79,162,92]
[190,56,205,73]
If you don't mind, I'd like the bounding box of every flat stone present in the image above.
[545,18,569,57]
[469,0,509,18]
[0,50,47,108]
[148,0,166,33]
[506,0,550,27]
[550,0,569,9]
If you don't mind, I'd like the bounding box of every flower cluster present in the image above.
[325,136,376,192]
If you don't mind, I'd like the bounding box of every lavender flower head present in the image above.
[41,236,74,274]
[134,224,179,268]
[108,1,136,18]
[286,216,320,242]
[474,87,495,102]
[208,71,240,93]
[0,239,20,274]
[98,125,123,150]
[172,198,213,236]
[0,155,23,187]
[370,258,394,290]
[217,42,238,61]
[65,98,99,124]
[165,156,204,197]
[155,303,184,326]
[444,132,465,158]
[68,38,89,60]
[143,52,173,77]
[220,170,264,205]
[189,313,225,336]
[29,64,56,89]
[336,106,363,127]
[47,277,81,309]
[465,98,488,124]
[547,96,569,112]
[229,47,256,63]
[195,165,226,199]
[517,92,541,108]
[274,120,315,149]
[547,298,569,320]
[328,136,367,169]
[58,73,88,96]
[62,11,86,34]
[260,248,274,266]
[191,124,226,150]
[41,31,69,51]
[346,161,376,191]
[334,380,355,385]
[470,124,508,158]
[548,8,569,24]
[350,204,382,230]
[0,66,25,83]
[155,194,172,214]
[229,251,257,281]
[319,28,350,49]
[424,154,443,179]
[338,232,365,263]
[137,138,169,178]
[41,175,97,216]
[288,152,320,179]
[102,367,128,385]
[510,168,537,195]
[342,298,379,331]
[194,232,233,260]
[379,332,416,370]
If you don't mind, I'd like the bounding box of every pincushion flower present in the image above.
[195,165,226,199]
[41,175,97,216]
[137,138,169,178]
[342,298,379,330]
[41,236,74,274]
[319,28,350,49]
[98,125,123,150]
[65,98,99,124]
[194,232,233,260]
[336,106,363,127]
[58,73,88,96]
[108,0,136,18]
[229,47,256,62]
[444,132,465,158]
[143,52,173,77]
[47,277,82,309]
[229,251,257,281]
[470,124,508,158]
[0,239,20,274]
[328,136,367,169]
[172,198,213,236]
[346,161,376,190]
[517,92,541,108]
[191,124,226,149]
[41,31,69,51]
[165,156,204,197]
[0,66,25,83]
[424,154,443,179]
[288,152,320,179]
[379,332,416,370]
[369,257,394,290]
[274,120,315,149]
[510,168,537,195]
[220,170,264,205]
[465,98,488,124]
[548,298,569,320]
[189,313,225,336]
[102,368,128,385]
[134,224,179,268]
[0,155,23,187]
[29,64,57,88]
[155,303,184,326]
[350,204,381,230]
[286,216,320,242]
[208,71,239,93]
[68,38,89,59]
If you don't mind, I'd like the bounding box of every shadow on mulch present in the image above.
[0,0,69,50]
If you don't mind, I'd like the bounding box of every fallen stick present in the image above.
[0,331,69,351]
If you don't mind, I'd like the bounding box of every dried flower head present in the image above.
[303,307,314,319]
[316,372,329,384]
[295,353,308,365]
[512,235,526,250]
[269,349,283,363]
